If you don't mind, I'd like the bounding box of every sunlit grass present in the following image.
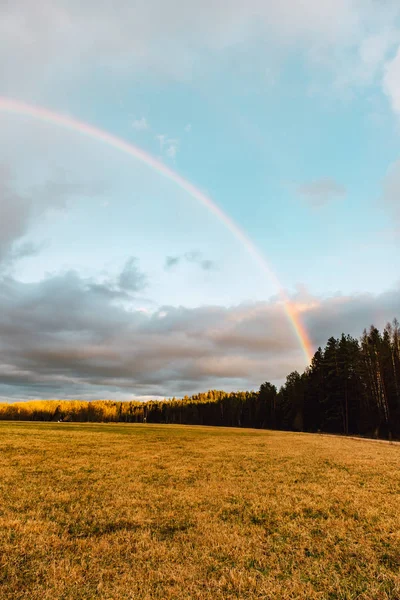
[0,422,399,599]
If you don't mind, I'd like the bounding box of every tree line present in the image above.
[1,319,399,440]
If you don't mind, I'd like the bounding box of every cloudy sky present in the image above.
[1,0,400,401]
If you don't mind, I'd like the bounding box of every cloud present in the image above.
[380,159,400,222]
[184,251,202,262]
[0,166,105,268]
[383,46,400,114]
[156,135,179,159]
[166,142,179,159]
[31,176,105,213]
[0,166,67,267]
[1,269,399,401]
[8,241,47,263]
[165,256,181,269]
[132,117,148,131]
[358,32,397,82]
[2,0,398,95]
[118,257,147,292]
[0,166,35,264]
[200,259,214,271]
[296,177,346,207]
[184,124,192,133]
[156,134,166,149]
[164,251,216,271]
[185,251,215,271]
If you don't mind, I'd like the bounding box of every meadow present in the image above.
[0,422,399,599]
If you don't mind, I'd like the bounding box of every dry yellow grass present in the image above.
[0,422,399,599]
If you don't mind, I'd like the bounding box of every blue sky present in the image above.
[1,0,400,400]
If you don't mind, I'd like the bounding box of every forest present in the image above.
[1,319,399,440]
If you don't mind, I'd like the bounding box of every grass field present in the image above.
[0,423,399,599]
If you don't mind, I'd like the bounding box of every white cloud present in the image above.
[1,1,400,94]
[383,46,400,114]
[166,142,179,159]
[157,135,179,159]
[296,177,346,207]
[360,33,395,76]
[156,134,166,149]
[132,117,148,131]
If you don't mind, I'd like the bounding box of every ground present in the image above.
[0,422,399,599]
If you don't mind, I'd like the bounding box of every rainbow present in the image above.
[0,96,313,364]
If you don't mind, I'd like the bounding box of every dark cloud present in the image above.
[1,267,399,401]
[118,257,147,292]
[296,177,346,207]
[165,251,216,271]
[381,159,400,222]
[200,259,215,271]
[8,241,46,263]
[0,166,106,268]
[165,256,181,269]
[0,166,35,264]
